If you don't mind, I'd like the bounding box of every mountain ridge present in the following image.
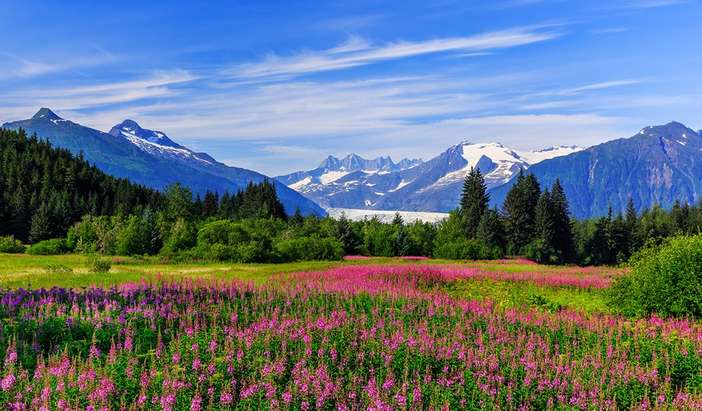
[489,121,702,218]
[277,141,582,211]
[2,109,325,216]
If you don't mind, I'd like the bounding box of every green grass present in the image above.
[0,253,348,289]
[443,278,610,314]
[0,253,613,314]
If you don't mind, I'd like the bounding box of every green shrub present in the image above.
[161,218,197,253]
[0,236,26,253]
[204,243,239,262]
[432,239,502,260]
[26,238,69,255]
[609,234,702,318]
[524,239,562,265]
[274,237,344,262]
[235,241,271,263]
[88,256,112,274]
[116,214,160,256]
[197,220,251,246]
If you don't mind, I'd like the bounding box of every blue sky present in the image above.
[1,0,700,175]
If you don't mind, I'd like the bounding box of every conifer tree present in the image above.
[476,208,506,251]
[202,191,219,217]
[336,213,361,255]
[29,202,52,242]
[503,171,540,254]
[459,167,489,239]
[550,180,575,261]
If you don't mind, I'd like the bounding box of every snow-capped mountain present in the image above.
[277,154,423,200]
[2,109,325,216]
[109,120,216,164]
[276,142,582,211]
[491,122,702,218]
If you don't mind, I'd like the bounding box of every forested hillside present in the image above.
[0,128,163,242]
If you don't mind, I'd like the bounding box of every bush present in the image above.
[609,234,702,318]
[0,236,26,253]
[116,214,160,256]
[275,237,344,262]
[433,239,502,260]
[26,238,69,255]
[88,256,112,274]
[161,218,197,253]
[524,239,563,265]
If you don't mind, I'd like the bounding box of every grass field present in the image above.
[0,253,620,314]
[4,254,701,409]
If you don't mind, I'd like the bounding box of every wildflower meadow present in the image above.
[1,263,702,410]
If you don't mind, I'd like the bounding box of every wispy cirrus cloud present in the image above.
[225,27,563,80]
[0,51,118,81]
[0,70,198,119]
[610,0,687,9]
[533,79,641,97]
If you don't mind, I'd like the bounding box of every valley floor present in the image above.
[0,253,618,314]
[4,254,702,409]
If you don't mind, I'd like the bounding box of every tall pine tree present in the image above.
[550,180,575,262]
[476,208,506,251]
[459,167,489,239]
[503,171,540,254]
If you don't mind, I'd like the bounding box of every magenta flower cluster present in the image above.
[0,265,700,409]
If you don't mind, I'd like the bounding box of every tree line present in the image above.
[456,167,702,265]
[0,128,289,243]
[3,127,702,265]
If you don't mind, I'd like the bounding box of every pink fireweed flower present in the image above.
[1,373,16,391]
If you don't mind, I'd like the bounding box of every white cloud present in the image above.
[0,52,118,80]
[0,71,197,115]
[618,0,687,9]
[226,27,561,80]
[533,79,641,97]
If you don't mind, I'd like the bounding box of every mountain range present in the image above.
[277,143,581,211]
[490,121,702,218]
[279,121,702,218]
[4,109,701,220]
[2,108,325,216]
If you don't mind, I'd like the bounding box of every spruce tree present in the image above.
[202,191,219,217]
[291,208,305,226]
[29,202,52,243]
[336,213,361,255]
[503,171,540,254]
[476,208,506,251]
[530,189,557,263]
[550,180,575,262]
[459,167,489,239]
[625,197,640,252]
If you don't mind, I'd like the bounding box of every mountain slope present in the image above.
[489,122,702,218]
[278,143,581,211]
[3,109,324,216]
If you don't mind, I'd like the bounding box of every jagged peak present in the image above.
[639,121,697,137]
[32,108,62,121]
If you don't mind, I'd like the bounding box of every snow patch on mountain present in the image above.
[276,140,584,211]
[319,171,349,184]
[109,120,213,164]
[117,128,213,164]
[432,142,528,189]
[518,145,583,164]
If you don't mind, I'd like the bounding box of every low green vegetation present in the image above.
[609,234,702,318]
[445,278,610,313]
[25,238,69,255]
[0,236,25,253]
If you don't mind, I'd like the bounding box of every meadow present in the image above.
[3,254,701,409]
